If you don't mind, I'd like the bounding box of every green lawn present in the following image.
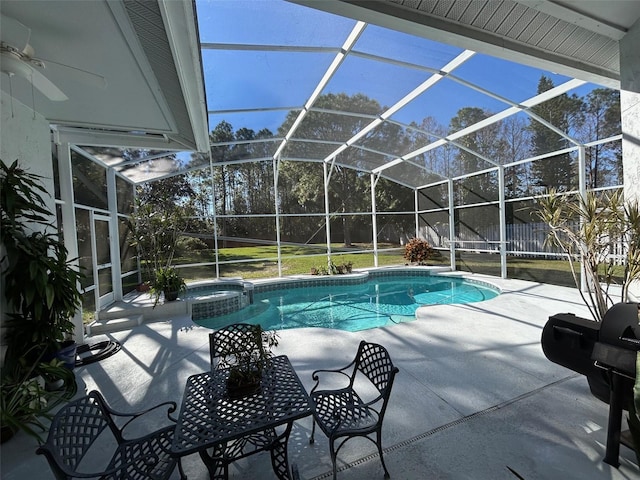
[169,244,605,289]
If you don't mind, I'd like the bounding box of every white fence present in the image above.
[420,222,628,263]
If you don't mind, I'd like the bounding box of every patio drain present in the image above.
[75,340,121,367]
[308,374,579,480]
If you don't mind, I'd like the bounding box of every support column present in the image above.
[620,19,640,300]
[448,179,456,271]
[578,145,588,293]
[621,18,640,205]
[414,189,419,238]
[371,173,378,267]
[498,166,507,279]
[208,151,220,278]
[323,162,332,268]
[107,168,122,301]
[273,157,283,277]
[57,143,84,343]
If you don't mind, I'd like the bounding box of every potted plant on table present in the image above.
[218,325,279,398]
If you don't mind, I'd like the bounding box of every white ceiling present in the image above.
[0,0,208,152]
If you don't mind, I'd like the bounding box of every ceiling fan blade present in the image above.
[0,15,31,52]
[28,66,69,101]
[35,56,107,90]
[1,52,67,101]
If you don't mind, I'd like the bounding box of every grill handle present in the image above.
[552,325,583,343]
[553,325,582,336]
[618,336,640,349]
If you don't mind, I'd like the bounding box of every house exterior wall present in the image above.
[620,19,640,301]
[621,18,640,205]
[0,91,53,363]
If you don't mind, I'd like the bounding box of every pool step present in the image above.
[87,315,143,335]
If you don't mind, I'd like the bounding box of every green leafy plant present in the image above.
[535,189,640,321]
[404,238,435,265]
[151,266,186,304]
[128,198,191,283]
[311,265,329,275]
[0,160,83,366]
[1,347,77,443]
[220,325,279,389]
[311,261,353,275]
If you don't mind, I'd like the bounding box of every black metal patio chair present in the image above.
[209,322,265,371]
[36,390,185,480]
[309,340,399,479]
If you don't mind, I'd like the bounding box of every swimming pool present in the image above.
[194,272,499,332]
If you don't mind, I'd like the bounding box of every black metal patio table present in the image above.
[171,355,312,480]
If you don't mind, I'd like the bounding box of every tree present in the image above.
[409,117,452,180]
[449,107,501,205]
[574,88,621,188]
[528,75,582,192]
[277,93,408,246]
[131,175,195,280]
[500,115,532,198]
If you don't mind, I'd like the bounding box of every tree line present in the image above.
[136,75,621,247]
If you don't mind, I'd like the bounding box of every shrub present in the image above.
[404,238,435,265]
[176,235,209,255]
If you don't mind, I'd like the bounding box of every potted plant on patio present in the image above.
[1,346,77,443]
[151,266,186,304]
[1,160,83,372]
[219,325,279,398]
[128,196,191,287]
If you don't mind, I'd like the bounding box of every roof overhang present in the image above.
[292,0,640,90]
[0,0,209,152]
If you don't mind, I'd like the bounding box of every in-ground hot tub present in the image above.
[185,280,254,321]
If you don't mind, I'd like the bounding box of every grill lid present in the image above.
[599,302,639,349]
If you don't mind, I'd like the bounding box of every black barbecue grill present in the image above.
[541,302,639,467]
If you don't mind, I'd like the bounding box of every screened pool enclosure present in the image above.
[54,0,623,316]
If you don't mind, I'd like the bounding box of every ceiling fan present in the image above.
[0,14,107,102]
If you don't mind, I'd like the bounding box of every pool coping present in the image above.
[91,266,503,334]
[187,266,503,323]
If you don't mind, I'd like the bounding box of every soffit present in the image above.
[295,0,640,89]
[0,0,208,151]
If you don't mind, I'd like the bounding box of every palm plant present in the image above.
[537,189,640,461]
[536,189,640,322]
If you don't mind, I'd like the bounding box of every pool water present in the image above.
[196,275,498,332]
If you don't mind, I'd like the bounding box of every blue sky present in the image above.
[196,0,596,135]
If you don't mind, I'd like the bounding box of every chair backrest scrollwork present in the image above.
[354,341,399,399]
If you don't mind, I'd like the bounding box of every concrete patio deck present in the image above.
[1,275,638,479]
